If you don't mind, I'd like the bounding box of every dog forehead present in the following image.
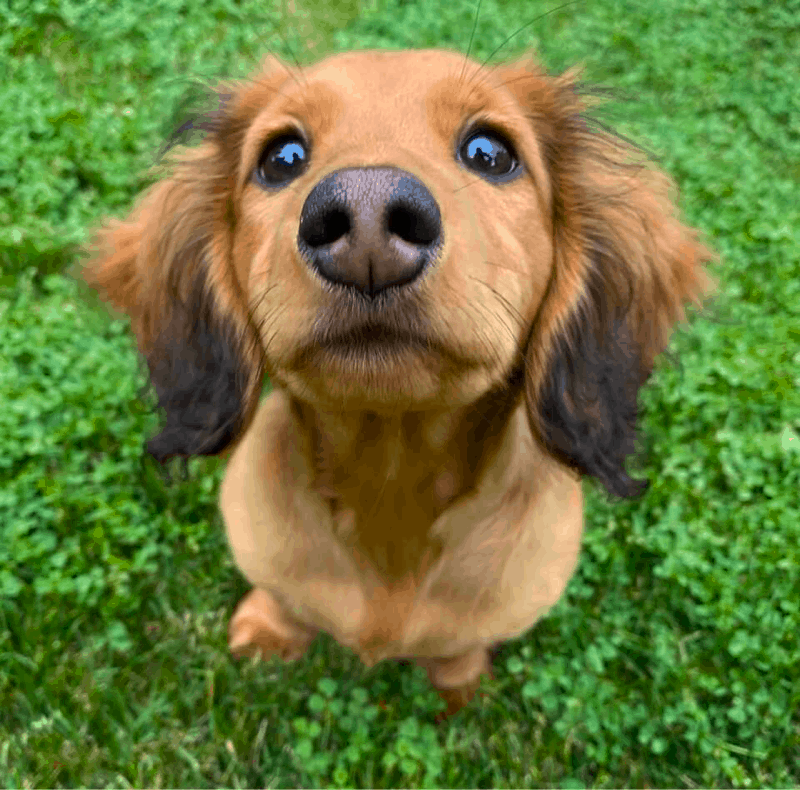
[304,48,475,91]
[299,48,511,120]
[282,48,521,145]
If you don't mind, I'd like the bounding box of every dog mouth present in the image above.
[318,324,431,355]
[302,291,437,362]
[301,325,440,373]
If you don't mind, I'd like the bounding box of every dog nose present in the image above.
[297,167,442,298]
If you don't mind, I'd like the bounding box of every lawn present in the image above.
[1,0,798,786]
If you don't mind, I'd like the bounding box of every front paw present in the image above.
[415,647,494,718]
[229,588,316,661]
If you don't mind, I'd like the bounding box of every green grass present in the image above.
[1,0,799,786]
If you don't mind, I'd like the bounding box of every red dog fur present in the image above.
[86,49,713,715]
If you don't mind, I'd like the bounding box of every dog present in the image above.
[85,48,713,716]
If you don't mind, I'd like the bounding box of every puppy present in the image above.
[86,48,713,715]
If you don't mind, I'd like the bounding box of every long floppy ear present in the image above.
[84,133,265,462]
[499,56,715,498]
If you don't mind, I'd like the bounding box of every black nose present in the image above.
[297,167,442,298]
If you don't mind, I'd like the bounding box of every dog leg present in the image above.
[229,588,318,661]
[415,647,493,717]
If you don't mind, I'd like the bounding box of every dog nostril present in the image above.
[302,208,350,248]
[387,205,439,246]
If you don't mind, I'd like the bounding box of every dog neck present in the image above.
[285,384,522,580]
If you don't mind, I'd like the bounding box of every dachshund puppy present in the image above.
[86,48,713,716]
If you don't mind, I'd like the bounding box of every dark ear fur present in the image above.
[536,264,648,499]
[144,269,257,462]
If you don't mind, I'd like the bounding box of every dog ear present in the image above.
[499,57,715,497]
[85,142,264,462]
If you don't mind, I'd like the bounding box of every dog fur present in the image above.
[86,48,713,715]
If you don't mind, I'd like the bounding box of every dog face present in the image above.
[87,48,713,498]
[237,50,554,413]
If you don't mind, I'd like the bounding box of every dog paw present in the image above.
[434,678,482,718]
[416,647,493,719]
[229,589,315,661]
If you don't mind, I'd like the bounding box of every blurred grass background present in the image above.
[0,0,798,786]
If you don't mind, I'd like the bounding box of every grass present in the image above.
[1,0,799,786]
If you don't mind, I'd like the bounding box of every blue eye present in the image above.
[257,135,309,186]
[459,130,519,181]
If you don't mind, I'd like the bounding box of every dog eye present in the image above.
[458,130,519,181]
[256,134,309,186]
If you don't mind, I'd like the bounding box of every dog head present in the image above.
[86,48,713,497]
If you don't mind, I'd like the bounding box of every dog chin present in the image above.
[277,339,447,409]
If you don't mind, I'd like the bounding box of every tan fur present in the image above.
[86,48,714,716]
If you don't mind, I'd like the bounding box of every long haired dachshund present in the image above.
[86,48,713,716]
